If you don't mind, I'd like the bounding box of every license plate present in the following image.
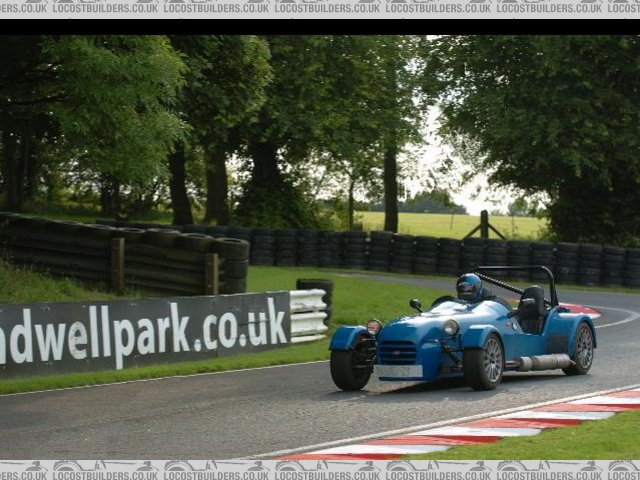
[375,365,423,378]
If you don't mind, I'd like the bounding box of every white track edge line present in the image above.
[243,382,640,460]
[0,360,329,397]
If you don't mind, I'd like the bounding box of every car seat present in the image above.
[518,286,546,334]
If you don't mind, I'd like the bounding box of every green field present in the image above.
[359,212,548,240]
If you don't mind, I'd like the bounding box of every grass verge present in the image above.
[408,410,640,459]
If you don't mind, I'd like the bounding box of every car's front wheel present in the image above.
[464,333,504,391]
[330,336,374,391]
[563,322,594,375]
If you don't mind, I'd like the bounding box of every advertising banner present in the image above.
[0,292,290,376]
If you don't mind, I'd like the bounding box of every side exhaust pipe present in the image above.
[515,354,573,372]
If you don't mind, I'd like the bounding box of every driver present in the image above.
[456,273,512,310]
[456,273,486,302]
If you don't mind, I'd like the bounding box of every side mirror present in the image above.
[409,299,423,313]
[507,297,536,318]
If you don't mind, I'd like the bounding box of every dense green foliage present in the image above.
[430,35,640,245]
[2,35,637,243]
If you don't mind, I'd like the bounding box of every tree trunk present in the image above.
[203,146,229,225]
[100,176,121,218]
[383,141,399,233]
[168,142,194,225]
[2,129,21,211]
[248,139,280,184]
[347,177,355,230]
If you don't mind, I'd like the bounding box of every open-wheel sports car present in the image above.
[329,266,596,391]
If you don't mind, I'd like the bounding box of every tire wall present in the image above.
[5,214,639,291]
[103,218,640,288]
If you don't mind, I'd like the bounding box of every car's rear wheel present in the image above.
[464,333,504,391]
[563,322,594,375]
[330,335,374,391]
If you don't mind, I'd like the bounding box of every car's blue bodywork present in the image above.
[330,299,595,382]
[329,267,596,387]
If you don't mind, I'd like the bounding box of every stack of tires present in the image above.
[437,238,462,277]
[602,246,626,287]
[507,240,532,281]
[227,227,252,243]
[342,231,367,270]
[297,230,319,267]
[530,242,555,282]
[183,224,207,234]
[461,237,485,273]
[318,231,342,268]
[414,236,439,275]
[205,225,229,238]
[555,242,579,285]
[484,239,509,277]
[127,228,195,295]
[275,229,297,266]
[624,248,640,288]
[578,244,603,286]
[250,228,276,266]
[368,231,393,271]
[212,237,250,294]
[390,234,415,274]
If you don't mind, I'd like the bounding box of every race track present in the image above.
[0,274,638,459]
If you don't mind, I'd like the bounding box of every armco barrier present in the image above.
[0,289,327,377]
[290,289,328,343]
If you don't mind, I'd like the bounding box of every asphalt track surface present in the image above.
[1,273,639,459]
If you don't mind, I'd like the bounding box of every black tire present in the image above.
[464,333,504,391]
[563,322,594,375]
[114,227,145,242]
[211,237,250,260]
[220,259,249,279]
[142,228,180,247]
[330,346,372,391]
[175,233,214,252]
[219,277,247,294]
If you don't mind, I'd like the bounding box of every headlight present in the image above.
[366,319,382,336]
[443,319,460,336]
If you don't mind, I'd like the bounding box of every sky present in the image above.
[402,108,518,216]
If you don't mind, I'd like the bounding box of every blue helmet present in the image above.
[456,273,483,302]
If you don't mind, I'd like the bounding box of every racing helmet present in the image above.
[456,273,483,302]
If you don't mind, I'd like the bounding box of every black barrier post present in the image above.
[205,253,219,295]
[110,238,125,292]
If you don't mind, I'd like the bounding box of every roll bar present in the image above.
[473,265,559,307]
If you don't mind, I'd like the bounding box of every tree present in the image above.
[0,35,185,216]
[430,35,640,245]
[233,35,336,228]
[45,36,185,217]
[168,35,271,225]
[300,36,433,231]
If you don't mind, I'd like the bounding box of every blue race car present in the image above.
[329,266,596,391]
